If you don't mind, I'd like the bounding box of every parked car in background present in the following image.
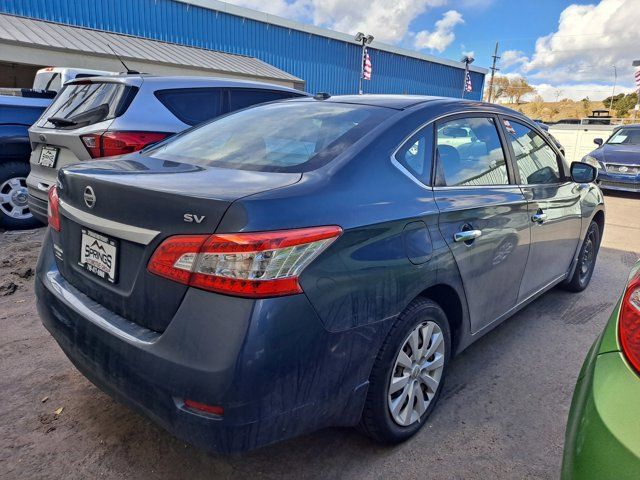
[27,75,307,223]
[37,95,603,453]
[583,125,640,193]
[0,67,116,229]
[562,260,640,479]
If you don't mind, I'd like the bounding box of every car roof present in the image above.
[303,94,443,110]
[66,74,306,94]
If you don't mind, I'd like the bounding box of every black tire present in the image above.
[359,298,451,444]
[560,220,600,292]
[0,161,41,230]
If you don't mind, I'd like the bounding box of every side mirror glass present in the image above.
[571,161,597,184]
[593,138,603,146]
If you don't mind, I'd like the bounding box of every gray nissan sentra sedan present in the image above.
[36,95,604,453]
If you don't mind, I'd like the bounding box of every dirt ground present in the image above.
[1,192,639,480]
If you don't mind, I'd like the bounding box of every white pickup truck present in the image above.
[0,67,116,229]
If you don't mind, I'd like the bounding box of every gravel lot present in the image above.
[1,192,639,480]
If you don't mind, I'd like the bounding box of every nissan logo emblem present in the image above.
[84,186,96,209]
[39,134,46,142]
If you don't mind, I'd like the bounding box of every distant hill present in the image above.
[501,99,612,123]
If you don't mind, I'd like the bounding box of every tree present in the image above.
[602,92,638,117]
[581,97,591,116]
[511,77,535,104]
[491,76,535,104]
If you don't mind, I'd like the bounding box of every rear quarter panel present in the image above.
[216,106,470,336]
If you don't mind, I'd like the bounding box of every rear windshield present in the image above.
[146,101,390,172]
[40,82,136,129]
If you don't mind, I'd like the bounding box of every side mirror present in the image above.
[593,138,603,146]
[571,162,597,184]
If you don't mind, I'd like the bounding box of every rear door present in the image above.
[499,117,582,300]
[433,114,531,333]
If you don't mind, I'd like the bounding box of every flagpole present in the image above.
[359,38,365,95]
[460,55,474,99]
[355,32,373,95]
[462,61,469,99]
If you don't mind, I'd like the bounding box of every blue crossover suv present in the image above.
[36,95,604,453]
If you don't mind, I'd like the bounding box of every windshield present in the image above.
[33,72,61,92]
[146,101,391,172]
[606,128,640,145]
[40,82,136,129]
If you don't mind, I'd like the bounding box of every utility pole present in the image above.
[487,42,500,103]
[609,65,617,112]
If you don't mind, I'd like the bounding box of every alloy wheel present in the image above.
[0,176,31,220]
[388,321,445,427]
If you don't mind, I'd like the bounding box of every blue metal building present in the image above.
[0,0,486,99]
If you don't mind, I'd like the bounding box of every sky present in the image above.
[222,0,639,101]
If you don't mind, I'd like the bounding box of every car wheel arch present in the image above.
[415,283,464,354]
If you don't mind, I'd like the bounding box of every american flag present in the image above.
[465,70,473,92]
[363,48,372,80]
[635,68,640,93]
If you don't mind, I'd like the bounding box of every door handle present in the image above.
[531,212,547,224]
[37,182,50,192]
[454,229,482,243]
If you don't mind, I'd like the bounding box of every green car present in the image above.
[562,260,640,479]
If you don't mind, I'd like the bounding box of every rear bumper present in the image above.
[28,192,48,224]
[562,344,640,479]
[35,231,374,453]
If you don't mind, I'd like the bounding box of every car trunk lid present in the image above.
[54,155,301,332]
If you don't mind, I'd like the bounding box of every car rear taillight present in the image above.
[619,271,640,374]
[148,226,342,298]
[80,131,170,158]
[47,185,61,231]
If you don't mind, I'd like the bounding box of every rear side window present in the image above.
[155,88,223,126]
[147,101,391,173]
[435,117,509,186]
[394,124,434,184]
[228,88,297,113]
[504,120,562,184]
[41,82,136,129]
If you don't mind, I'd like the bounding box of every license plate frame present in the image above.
[38,146,59,168]
[78,229,118,283]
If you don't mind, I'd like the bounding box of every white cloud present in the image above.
[413,10,464,52]
[520,0,639,86]
[225,0,447,44]
[500,50,527,69]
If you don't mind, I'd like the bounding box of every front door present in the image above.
[499,118,582,300]
[433,115,531,333]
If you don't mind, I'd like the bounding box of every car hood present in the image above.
[590,144,640,164]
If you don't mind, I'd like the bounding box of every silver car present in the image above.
[27,75,306,223]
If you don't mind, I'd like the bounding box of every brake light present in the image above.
[80,131,170,158]
[47,185,61,231]
[148,226,342,298]
[619,271,640,374]
[183,399,224,416]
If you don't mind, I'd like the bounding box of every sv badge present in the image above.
[184,214,206,224]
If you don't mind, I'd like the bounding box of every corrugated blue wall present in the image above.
[0,0,485,99]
